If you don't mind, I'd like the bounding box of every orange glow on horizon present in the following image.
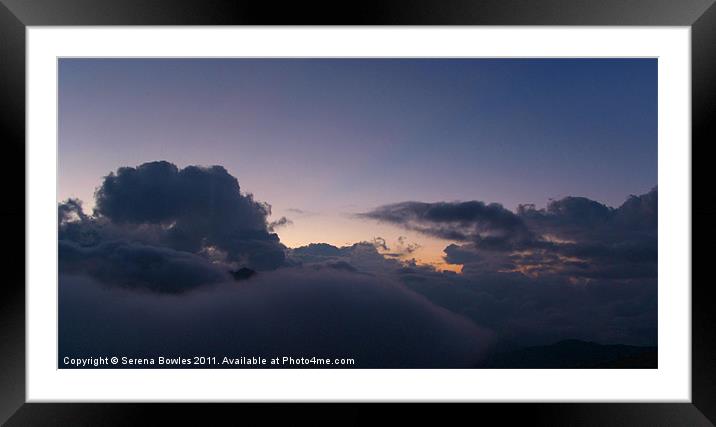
[275,211,465,274]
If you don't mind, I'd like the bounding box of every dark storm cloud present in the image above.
[613,189,658,229]
[359,200,541,257]
[60,269,492,368]
[95,161,267,227]
[359,200,531,245]
[514,187,658,280]
[518,187,657,243]
[91,161,285,270]
[362,188,657,281]
[59,162,287,283]
[521,196,612,228]
[58,161,293,293]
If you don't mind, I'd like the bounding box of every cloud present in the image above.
[268,216,293,232]
[282,189,657,347]
[515,187,658,280]
[59,162,287,283]
[91,161,286,270]
[359,200,541,258]
[518,188,657,241]
[58,160,658,361]
[290,243,344,259]
[355,189,659,347]
[361,188,658,281]
[58,198,88,224]
[399,270,657,347]
[443,243,483,265]
[373,236,422,259]
[59,240,229,293]
[59,269,493,368]
[371,237,389,251]
[288,241,405,275]
[359,200,531,246]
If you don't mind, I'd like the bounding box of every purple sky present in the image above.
[58,58,656,268]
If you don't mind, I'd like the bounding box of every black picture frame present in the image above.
[1,1,712,425]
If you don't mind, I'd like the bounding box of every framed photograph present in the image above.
[1,0,713,424]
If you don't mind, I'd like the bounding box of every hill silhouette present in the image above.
[478,339,657,368]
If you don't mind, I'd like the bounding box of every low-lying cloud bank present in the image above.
[286,241,656,347]
[59,240,230,293]
[60,269,492,368]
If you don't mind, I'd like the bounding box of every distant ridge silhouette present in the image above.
[478,339,657,368]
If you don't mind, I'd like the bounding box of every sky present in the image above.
[58,58,657,270]
[58,58,658,367]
